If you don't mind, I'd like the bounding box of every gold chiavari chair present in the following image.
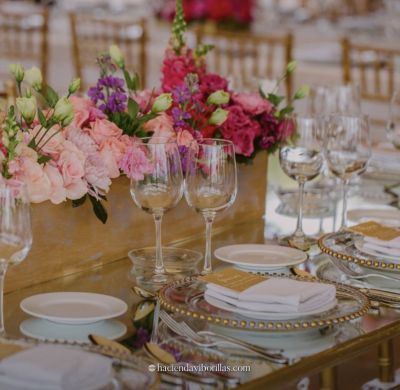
[0,6,49,84]
[69,13,148,90]
[195,28,293,100]
[341,37,400,103]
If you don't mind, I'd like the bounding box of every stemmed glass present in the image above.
[386,91,400,149]
[279,116,324,250]
[0,182,32,335]
[185,139,237,274]
[324,115,371,230]
[130,137,183,286]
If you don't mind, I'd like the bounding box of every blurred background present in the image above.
[0,0,398,143]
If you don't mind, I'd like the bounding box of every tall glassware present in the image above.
[279,116,324,250]
[0,182,32,335]
[130,137,183,286]
[386,91,400,149]
[324,115,371,230]
[185,139,237,274]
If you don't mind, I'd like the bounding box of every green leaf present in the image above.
[123,69,134,90]
[72,195,87,208]
[277,106,295,118]
[42,84,59,108]
[138,112,158,125]
[267,93,285,107]
[128,98,139,119]
[89,195,108,224]
[37,109,47,128]
[28,138,36,148]
[37,155,52,164]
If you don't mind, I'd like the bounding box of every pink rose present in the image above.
[98,138,127,178]
[19,157,51,203]
[232,92,272,116]
[57,148,87,200]
[133,89,158,112]
[220,105,261,157]
[70,96,105,128]
[176,129,194,147]
[89,119,123,145]
[43,164,66,204]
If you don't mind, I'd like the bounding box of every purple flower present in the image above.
[98,75,125,91]
[88,86,105,104]
[172,107,191,127]
[172,85,191,104]
[131,327,150,349]
[106,91,127,113]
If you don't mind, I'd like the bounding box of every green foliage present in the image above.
[41,84,59,108]
[172,0,187,54]
[89,195,108,224]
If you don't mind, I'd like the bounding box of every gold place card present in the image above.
[349,221,400,241]
[199,268,266,292]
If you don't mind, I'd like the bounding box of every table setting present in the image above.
[2,0,400,389]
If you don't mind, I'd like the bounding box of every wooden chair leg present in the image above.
[378,340,394,383]
[320,367,337,390]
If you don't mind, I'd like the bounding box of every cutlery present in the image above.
[159,310,289,364]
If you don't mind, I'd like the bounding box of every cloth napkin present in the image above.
[205,278,336,313]
[363,236,400,257]
[0,345,113,390]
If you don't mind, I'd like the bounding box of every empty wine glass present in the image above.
[0,181,32,335]
[130,137,183,286]
[324,115,371,230]
[185,139,237,274]
[279,116,324,250]
[386,91,400,149]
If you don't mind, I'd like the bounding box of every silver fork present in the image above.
[159,310,289,364]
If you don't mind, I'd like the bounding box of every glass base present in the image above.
[278,234,317,252]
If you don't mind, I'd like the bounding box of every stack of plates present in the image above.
[214,244,307,274]
[20,292,128,342]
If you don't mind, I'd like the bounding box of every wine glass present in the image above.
[185,139,237,274]
[386,91,400,149]
[324,115,371,230]
[279,116,324,250]
[130,137,183,286]
[0,181,32,335]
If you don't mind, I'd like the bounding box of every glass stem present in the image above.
[202,212,216,275]
[0,263,7,336]
[340,178,349,231]
[294,179,306,238]
[153,212,165,275]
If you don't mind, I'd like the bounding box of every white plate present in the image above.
[354,240,400,263]
[204,293,337,320]
[214,244,307,270]
[20,318,127,342]
[348,209,400,226]
[20,292,128,325]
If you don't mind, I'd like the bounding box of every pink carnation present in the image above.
[232,92,272,116]
[119,140,154,181]
[220,105,261,157]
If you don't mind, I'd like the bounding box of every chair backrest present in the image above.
[0,6,49,84]
[341,36,400,102]
[0,80,16,110]
[195,28,293,99]
[69,13,148,90]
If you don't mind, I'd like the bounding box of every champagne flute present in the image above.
[324,115,371,230]
[130,137,183,286]
[386,90,400,149]
[0,182,32,335]
[185,139,237,274]
[279,116,324,250]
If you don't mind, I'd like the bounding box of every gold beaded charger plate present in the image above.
[0,337,159,390]
[319,231,400,274]
[158,276,369,333]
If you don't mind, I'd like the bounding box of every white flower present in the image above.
[109,45,125,68]
[24,67,43,91]
[16,96,37,124]
[9,64,24,82]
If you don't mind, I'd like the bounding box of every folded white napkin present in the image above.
[364,236,400,250]
[205,278,336,313]
[0,345,112,390]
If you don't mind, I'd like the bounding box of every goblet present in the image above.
[0,182,32,335]
[279,116,324,250]
[386,91,400,149]
[185,139,237,274]
[130,137,183,286]
[324,115,371,230]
